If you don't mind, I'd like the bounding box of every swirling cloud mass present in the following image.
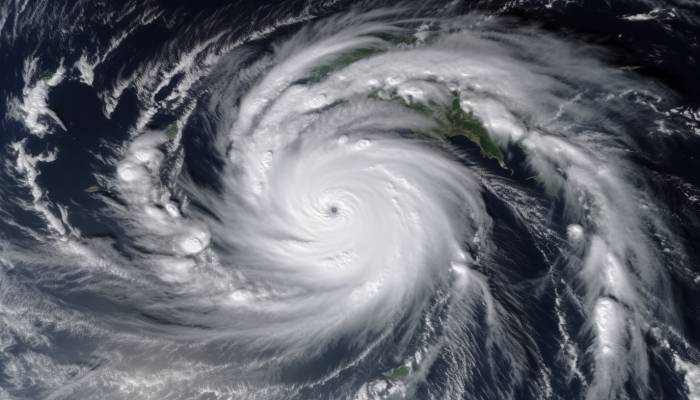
[1,1,700,399]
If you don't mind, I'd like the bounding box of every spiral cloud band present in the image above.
[2,3,699,400]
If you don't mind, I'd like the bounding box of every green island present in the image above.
[382,365,410,380]
[164,124,179,140]
[436,95,505,164]
[309,34,416,82]
[310,47,384,82]
[39,71,54,81]
[308,36,506,166]
[372,89,505,165]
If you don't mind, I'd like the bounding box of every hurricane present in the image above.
[1,1,700,399]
